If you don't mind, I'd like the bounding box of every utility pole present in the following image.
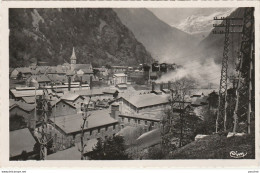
[213,16,243,132]
[37,89,52,160]
[78,96,92,160]
[233,8,255,134]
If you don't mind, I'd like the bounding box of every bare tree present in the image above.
[78,96,92,160]
[170,77,197,148]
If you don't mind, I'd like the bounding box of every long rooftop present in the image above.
[121,93,170,109]
[49,109,118,134]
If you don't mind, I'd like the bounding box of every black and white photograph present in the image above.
[6,5,257,162]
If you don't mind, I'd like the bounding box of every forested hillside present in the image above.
[9,8,153,67]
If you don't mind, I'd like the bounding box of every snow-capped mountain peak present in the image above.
[174,8,236,35]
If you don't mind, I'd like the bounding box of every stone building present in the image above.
[47,109,120,151]
[112,93,170,115]
[50,99,77,118]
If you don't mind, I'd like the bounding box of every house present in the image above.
[110,102,160,131]
[10,67,32,79]
[48,109,120,151]
[9,100,36,129]
[26,75,51,87]
[112,73,127,85]
[10,128,37,160]
[112,93,170,115]
[112,92,192,118]
[50,99,77,118]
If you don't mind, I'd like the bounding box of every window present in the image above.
[145,121,147,125]
[151,122,154,127]
[135,119,137,123]
[98,128,100,133]
[138,120,140,124]
[90,130,92,136]
[105,126,108,131]
[121,117,124,122]
[63,104,65,108]
[113,124,116,130]
[128,118,130,122]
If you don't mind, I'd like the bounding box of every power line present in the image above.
[213,16,243,132]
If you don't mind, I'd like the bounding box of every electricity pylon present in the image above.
[233,7,255,134]
[213,16,243,132]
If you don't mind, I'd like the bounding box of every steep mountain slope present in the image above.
[9,8,153,68]
[114,8,197,64]
[181,8,244,71]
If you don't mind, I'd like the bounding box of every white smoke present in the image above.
[156,58,221,88]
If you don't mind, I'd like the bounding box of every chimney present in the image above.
[68,76,71,91]
[80,76,83,86]
[111,104,120,120]
[90,76,93,90]
[152,82,155,91]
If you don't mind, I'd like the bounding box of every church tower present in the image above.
[70,47,77,65]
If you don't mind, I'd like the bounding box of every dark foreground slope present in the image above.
[169,134,255,159]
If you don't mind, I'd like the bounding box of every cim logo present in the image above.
[230,151,247,158]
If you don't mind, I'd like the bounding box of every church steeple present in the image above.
[70,47,76,65]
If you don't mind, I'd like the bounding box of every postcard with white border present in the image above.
[0,0,259,168]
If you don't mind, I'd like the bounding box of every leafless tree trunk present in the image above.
[78,96,92,160]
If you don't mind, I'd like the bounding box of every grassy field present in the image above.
[169,133,255,159]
